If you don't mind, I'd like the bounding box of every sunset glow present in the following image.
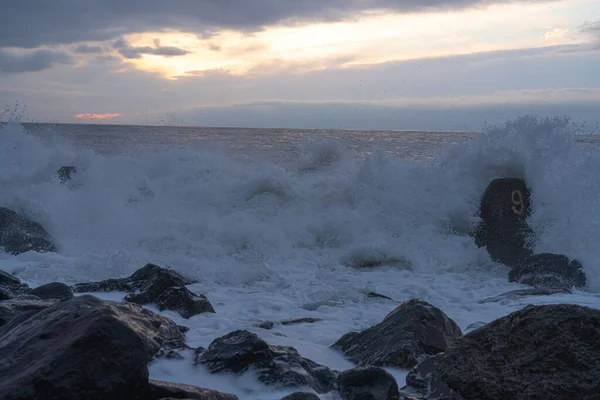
[119,0,589,79]
[74,113,121,120]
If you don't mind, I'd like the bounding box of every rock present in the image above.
[0,269,20,286]
[338,367,399,400]
[0,294,187,400]
[281,392,320,400]
[464,322,487,333]
[281,317,323,326]
[0,207,56,255]
[480,287,571,303]
[146,380,239,400]
[331,299,462,368]
[30,282,74,300]
[57,165,76,182]
[0,269,32,300]
[509,253,587,289]
[405,304,600,400]
[473,178,534,267]
[196,330,338,394]
[0,298,57,328]
[367,292,394,301]
[73,263,214,319]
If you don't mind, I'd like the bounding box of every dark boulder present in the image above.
[0,207,55,255]
[338,367,399,400]
[405,304,600,400]
[280,392,320,400]
[0,294,186,400]
[57,165,76,182]
[30,282,74,300]
[509,253,587,289]
[473,178,534,267]
[73,263,214,319]
[259,317,323,330]
[331,299,462,368]
[196,330,338,394]
[146,380,239,400]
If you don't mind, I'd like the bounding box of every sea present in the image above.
[2,116,600,398]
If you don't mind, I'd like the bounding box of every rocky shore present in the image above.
[2,262,599,400]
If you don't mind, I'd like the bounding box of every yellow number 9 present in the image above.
[511,190,524,215]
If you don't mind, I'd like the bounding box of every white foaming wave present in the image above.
[1,117,600,293]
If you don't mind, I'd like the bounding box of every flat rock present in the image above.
[73,263,214,319]
[147,380,239,400]
[331,299,462,368]
[405,304,600,400]
[30,282,74,300]
[480,287,571,303]
[338,367,399,400]
[0,294,186,400]
[509,253,587,289]
[196,330,338,394]
[0,207,56,255]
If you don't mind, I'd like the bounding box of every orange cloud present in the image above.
[74,113,121,119]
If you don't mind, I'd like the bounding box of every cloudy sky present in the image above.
[1,0,599,130]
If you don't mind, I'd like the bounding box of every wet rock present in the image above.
[0,298,56,328]
[367,292,394,301]
[0,294,186,400]
[405,304,600,400]
[509,253,587,289]
[464,322,487,333]
[196,330,338,394]
[73,263,214,319]
[0,207,56,255]
[147,380,239,400]
[480,287,571,303]
[331,299,462,368]
[338,367,399,400]
[281,317,323,326]
[473,178,534,268]
[57,165,76,182]
[281,392,320,400]
[0,269,32,300]
[30,282,74,300]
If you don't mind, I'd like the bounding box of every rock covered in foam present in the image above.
[405,304,600,400]
[195,330,338,394]
[0,207,56,255]
[338,367,399,400]
[73,263,215,319]
[57,165,76,182]
[509,253,587,289]
[331,299,462,368]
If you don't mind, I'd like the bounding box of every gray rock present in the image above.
[281,392,320,400]
[0,269,31,300]
[147,380,239,400]
[196,330,338,393]
[0,269,20,286]
[73,263,214,319]
[57,165,76,182]
[338,367,399,400]
[30,282,74,300]
[509,253,587,289]
[0,207,56,255]
[480,287,571,303]
[0,294,186,400]
[405,304,600,400]
[331,299,462,368]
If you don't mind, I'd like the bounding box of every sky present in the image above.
[0,0,599,130]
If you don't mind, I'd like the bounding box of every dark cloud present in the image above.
[73,44,105,54]
[113,39,189,59]
[0,0,554,48]
[0,49,72,73]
